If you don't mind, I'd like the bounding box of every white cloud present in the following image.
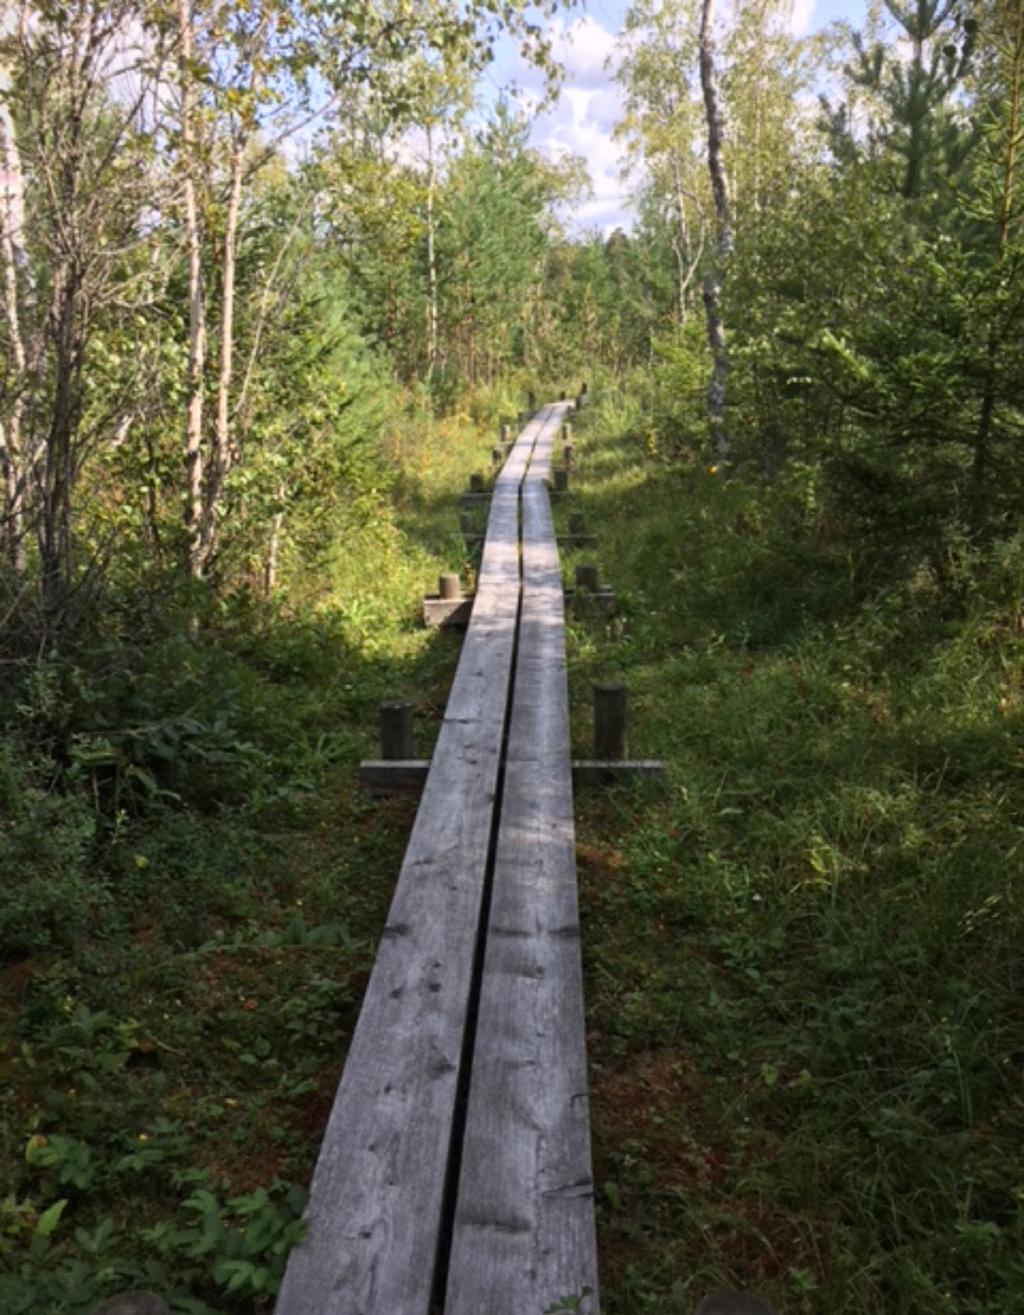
[522,0,822,233]
[551,15,622,88]
[500,13,621,92]
[789,0,817,36]
[534,78,635,235]
[585,87,624,133]
[514,15,634,235]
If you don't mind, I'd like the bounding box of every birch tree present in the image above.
[174,0,560,581]
[699,0,733,454]
[615,0,708,331]
[0,1,174,629]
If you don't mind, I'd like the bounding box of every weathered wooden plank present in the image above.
[275,409,561,1315]
[445,403,599,1315]
[422,595,473,628]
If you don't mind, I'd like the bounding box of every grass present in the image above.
[566,389,1024,1315]
[5,382,1024,1314]
[0,401,508,1314]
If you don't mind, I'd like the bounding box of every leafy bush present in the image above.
[0,748,98,959]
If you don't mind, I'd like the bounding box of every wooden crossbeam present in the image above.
[422,588,616,629]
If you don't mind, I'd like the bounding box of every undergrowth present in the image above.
[7,379,1023,1314]
[0,392,517,1314]
[568,388,1024,1315]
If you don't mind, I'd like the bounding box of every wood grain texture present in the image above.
[275,408,562,1315]
[445,402,600,1315]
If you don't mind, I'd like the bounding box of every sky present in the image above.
[485,0,868,235]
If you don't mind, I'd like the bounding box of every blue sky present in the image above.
[486,0,868,233]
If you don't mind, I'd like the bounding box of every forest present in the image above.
[2,0,1024,1310]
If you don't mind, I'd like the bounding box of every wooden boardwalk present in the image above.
[275,404,598,1315]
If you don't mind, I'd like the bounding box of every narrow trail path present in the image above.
[276,403,598,1315]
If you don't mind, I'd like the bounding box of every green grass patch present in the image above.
[0,406,499,1314]
[568,390,1024,1315]
[8,388,1023,1314]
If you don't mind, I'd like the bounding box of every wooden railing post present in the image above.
[379,701,414,760]
[593,683,627,760]
[575,563,599,593]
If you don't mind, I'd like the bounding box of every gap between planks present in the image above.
[274,406,569,1315]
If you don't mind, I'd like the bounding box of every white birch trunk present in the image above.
[699,0,732,457]
[264,482,286,597]
[426,123,439,378]
[0,80,28,570]
[201,130,244,568]
[178,0,206,579]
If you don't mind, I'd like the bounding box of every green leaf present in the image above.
[35,1199,68,1238]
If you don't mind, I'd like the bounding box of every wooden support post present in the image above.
[575,563,599,593]
[563,444,574,469]
[469,472,485,493]
[594,683,627,760]
[561,421,572,445]
[379,701,414,760]
[492,446,503,468]
[527,390,536,414]
[574,394,583,412]
[553,469,569,494]
[580,381,588,397]
[439,572,461,600]
[568,511,587,548]
[500,423,512,444]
